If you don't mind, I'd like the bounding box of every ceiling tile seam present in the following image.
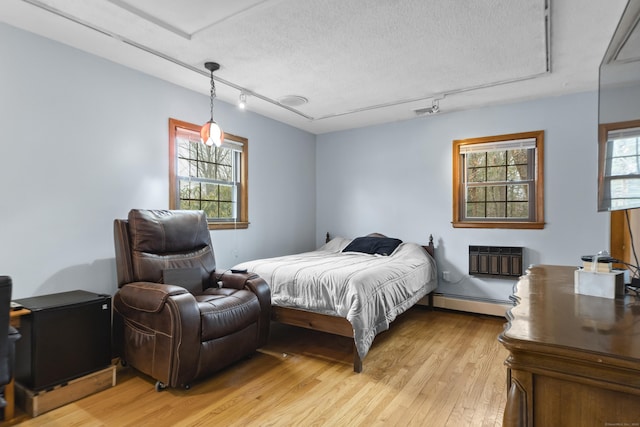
[106,0,192,40]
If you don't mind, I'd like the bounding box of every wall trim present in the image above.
[420,294,512,317]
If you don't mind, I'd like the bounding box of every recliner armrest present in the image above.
[117,282,189,313]
[215,270,260,290]
[214,270,271,348]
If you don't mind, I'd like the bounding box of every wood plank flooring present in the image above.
[8,308,508,426]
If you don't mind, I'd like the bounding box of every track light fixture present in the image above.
[200,62,224,147]
[412,98,442,116]
[238,91,247,109]
[427,99,440,114]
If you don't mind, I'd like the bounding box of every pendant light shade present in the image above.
[200,120,224,147]
[201,61,224,147]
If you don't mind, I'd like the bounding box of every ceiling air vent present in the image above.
[278,95,309,107]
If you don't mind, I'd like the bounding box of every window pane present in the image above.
[176,158,189,177]
[178,179,191,199]
[611,155,640,175]
[219,202,233,218]
[201,183,218,201]
[192,182,201,199]
[487,185,506,201]
[507,165,528,181]
[219,184,233,201]
[486,202,506,217]
[195,142,208,161]
[217,164,232,181]
[487,166,506,182]
[467,187,486,202]
[507,149,528,165]
[487,151,506,166]
[184,160,197,177]
[201,201,218,218]
[507,202,529,218]
[467,202,485,217]
[181,200,198,210]
[467,168,486,182]
[609,177,640,199]
[177,140,191,159]
[611,138,638,157]
[507,184,529,201]
[467,152,486,167]
[217,148,231,165]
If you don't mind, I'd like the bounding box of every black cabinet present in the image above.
[14,290,111,391]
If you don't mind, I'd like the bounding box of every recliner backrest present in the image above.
[114,209,217,294]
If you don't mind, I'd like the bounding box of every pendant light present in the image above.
[200,62,224,147]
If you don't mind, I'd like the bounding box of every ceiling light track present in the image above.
[189,0,274,37]
[545,0,552,73]
[22,0,115,39]
[20,0,314,121]
[119,41,315,120]
[21,0,553,125]
[313,70,550,121]
[106,0,192,40]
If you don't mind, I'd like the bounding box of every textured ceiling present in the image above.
[0,0,629,134]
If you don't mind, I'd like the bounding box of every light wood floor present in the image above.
[9,308,508,426]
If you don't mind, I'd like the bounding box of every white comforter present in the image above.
[233,237,437,359]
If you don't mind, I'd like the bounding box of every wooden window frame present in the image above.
[598,119,640,212]
[169,118,249,230]
[452,130,545,229]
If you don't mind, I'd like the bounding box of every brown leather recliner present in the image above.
[112,209,270,391]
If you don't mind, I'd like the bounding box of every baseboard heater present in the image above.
[432,293,513,317]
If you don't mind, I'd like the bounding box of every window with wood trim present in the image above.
[598,119,640,212]
[453,130,544,229]
[169,118,249,230]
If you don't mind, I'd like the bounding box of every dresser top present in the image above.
[500,264,640,363]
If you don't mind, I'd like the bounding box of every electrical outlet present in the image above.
[442,271,450,281]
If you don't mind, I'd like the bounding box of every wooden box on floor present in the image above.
[15,365,116,417]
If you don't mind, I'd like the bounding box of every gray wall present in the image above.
[317,92,610,302]
[0,23,316,299]
[1,21,614,304]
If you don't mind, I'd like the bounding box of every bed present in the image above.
[233,233,437,372]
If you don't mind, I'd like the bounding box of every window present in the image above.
[453,130,544,229]
[169,118,249,230]
[598,120,640,212]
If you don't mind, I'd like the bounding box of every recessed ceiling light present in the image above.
[278,95,309,107]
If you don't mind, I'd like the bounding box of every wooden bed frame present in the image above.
[270,233,436,373]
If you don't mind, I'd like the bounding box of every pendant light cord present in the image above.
[209,70,216,122]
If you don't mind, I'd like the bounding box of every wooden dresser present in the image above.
[499,265,640,427]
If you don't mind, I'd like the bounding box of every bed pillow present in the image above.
[342,236,403,256]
